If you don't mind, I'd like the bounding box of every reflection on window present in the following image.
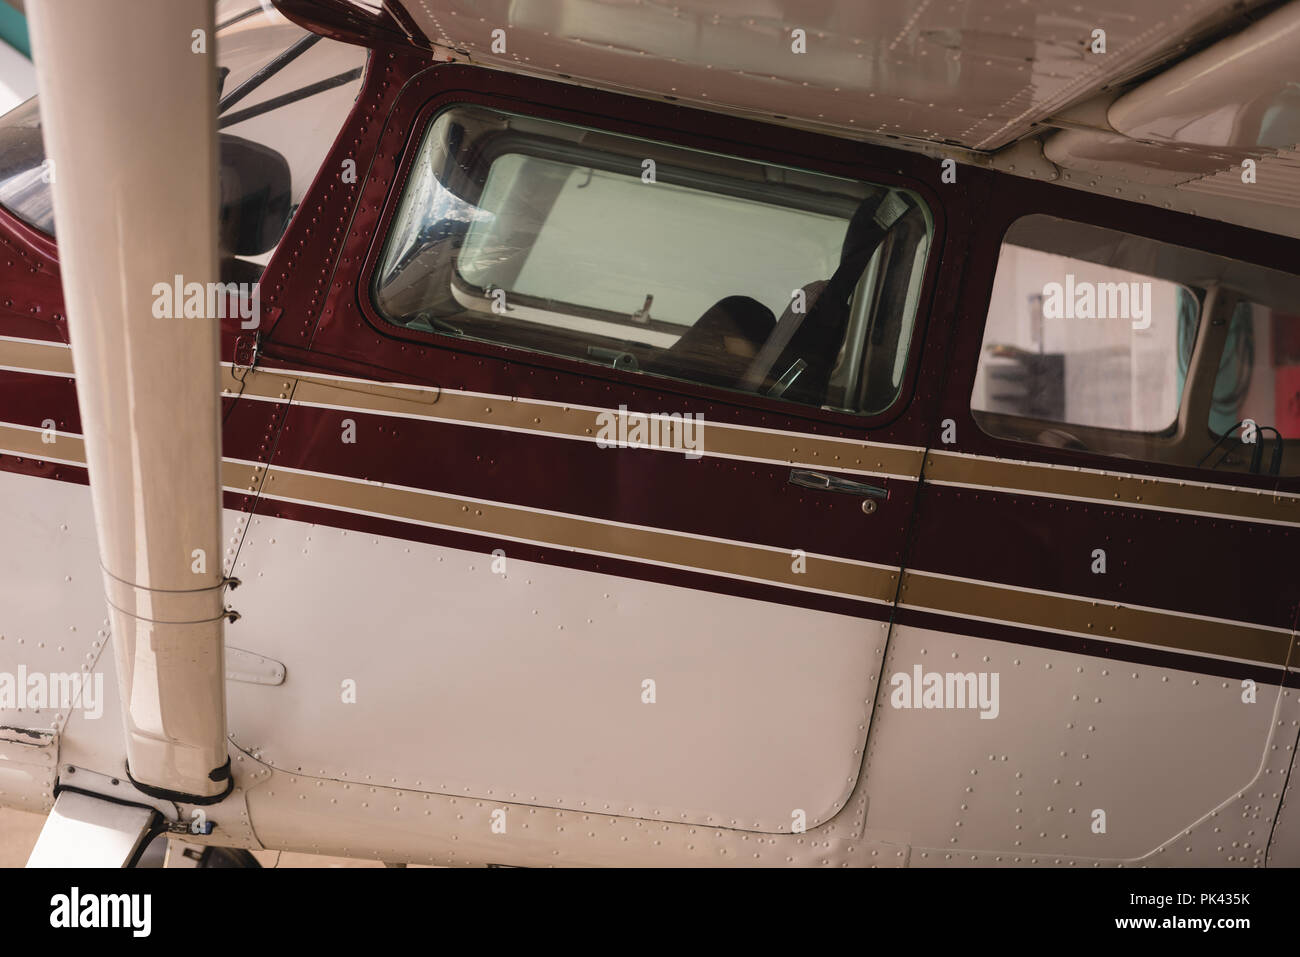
[973,214,1300,475]
[974,244,1197,434]
[372,105,933,416]
[1202,304,1300,474]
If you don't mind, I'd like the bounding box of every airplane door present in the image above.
[218,61,952,839]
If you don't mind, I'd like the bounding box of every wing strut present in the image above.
[28,0,232,801]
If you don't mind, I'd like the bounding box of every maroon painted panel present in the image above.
[265,402,917,563]
[0,370,79,434]
[0,204,63,340]
[906,484,1299,629]
[243,54,1300,669]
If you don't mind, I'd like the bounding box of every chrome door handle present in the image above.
[788,468,888,500]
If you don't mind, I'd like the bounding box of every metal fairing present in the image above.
[1,45,1299,866]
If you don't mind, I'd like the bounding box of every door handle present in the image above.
[788,468,888,500]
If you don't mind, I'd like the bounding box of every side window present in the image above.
[0,0,367,280]
[972,214,1300,475]
[1204,303,1300,472]
[372,105,933,416]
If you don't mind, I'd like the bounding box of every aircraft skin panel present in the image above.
[3,360,1296,664]
[234,620,1298,868]
[1266,756,1300,866]
[239,761,910,868]
[867,624,1296,866]
[283,0,1267,152]
[2,451,1289,865]
[224,509,888,832]
[0,468,267,850]
[0,466,112,816]
[5,35,1300,866]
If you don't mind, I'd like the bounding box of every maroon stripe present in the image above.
[906,483,1300,629]
[0,453,87,486]
[0,369,82,434]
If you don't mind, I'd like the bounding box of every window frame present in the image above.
[354,88,945,431]
[445,130,867,329]
[964,207,1300,481]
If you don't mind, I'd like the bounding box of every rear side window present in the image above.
[973,214,1300,475]
[975,241,1199,433]
[372,105,932,416]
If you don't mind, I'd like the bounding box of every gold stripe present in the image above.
[0,337,75,376]
[704,424,922,477]
[2,421,891,604]
[0,422,86,461]
[222,458,266,494]
[926,451,1300,525]
[902,572,1295,667]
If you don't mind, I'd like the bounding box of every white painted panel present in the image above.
[0,470,112,736]
[224,512,886,831]
[862,623,1293,864]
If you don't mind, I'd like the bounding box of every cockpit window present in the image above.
[372,104,933,416]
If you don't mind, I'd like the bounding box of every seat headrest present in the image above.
[674,295,776,353]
